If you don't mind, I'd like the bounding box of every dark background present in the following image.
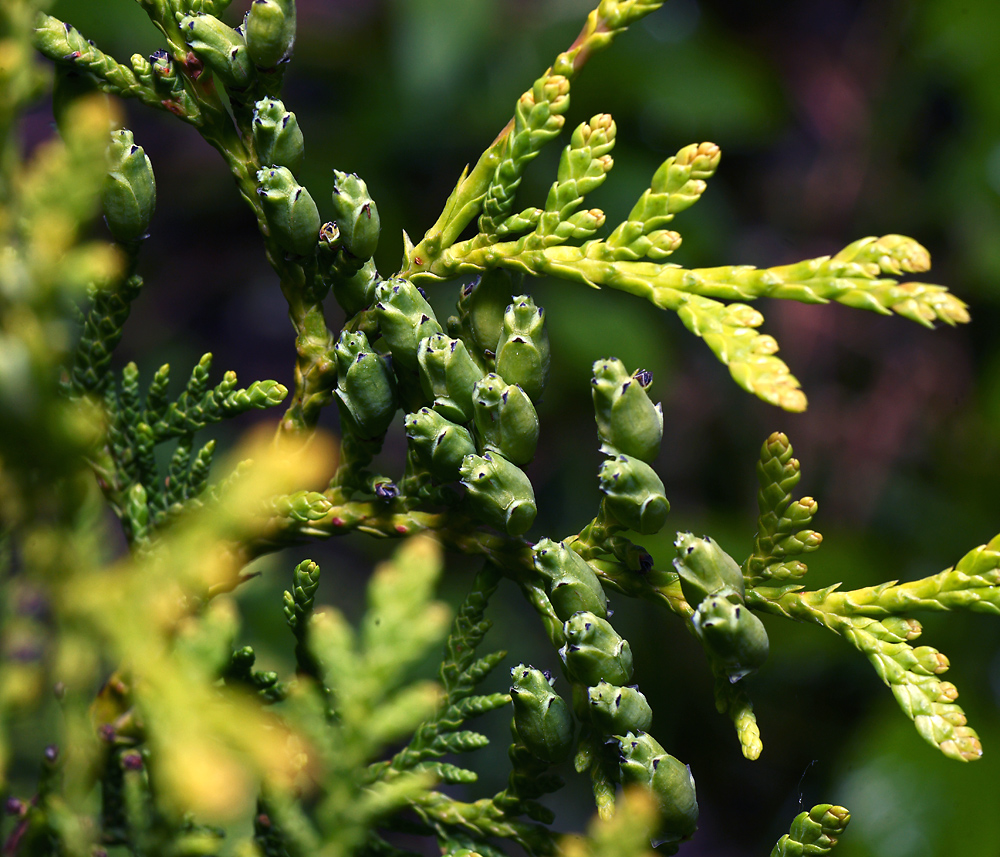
[31,1,1000,854]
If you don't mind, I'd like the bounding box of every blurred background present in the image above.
[27,0,1000,854]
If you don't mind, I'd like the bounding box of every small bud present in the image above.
[913,646,950,676]
[617,731,699,847]
[598,455,670,535]
[417,334,483,423]
[510,664,574,763]
[103,129,156,242]
[471,373,539,466]
[374,279,443,371]
[591,358,663,463]
[330,170,380,263]
[178,13,253,88]
[691,586,769,683]
[587,680,652,735]
[244,0,295,69]
[532,538,607,621]
[495,295,550,402]
[252,97,305,174]
[459,452,536,536]
[570,113,616,158]
[333,331,397,439]
[672,532,745,608]
[256,166,320,256]
[559,611,633,686]
[405,408,477,482]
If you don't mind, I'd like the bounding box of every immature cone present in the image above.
[244,0,296,68]
[471,374,538,466]
[495,295,550,402]
[591,358,663,463]
[103,130,156,243]
[374,280,443,371]
[617,731,699,848]
[417,334,483,424]
[509,665,574,763]
[178,13,253,88]
[330,170,380,263]
[252,97,304,174]
[405,408,476,482]
[673,532,745,607]
[333,331,396,439]
[598,455,670,535]
[559,611,633,686]
[459,452,536,536]
[452,270,514,365]
[532,538,607,621]
[329,256,377,317]
[587,680,652,735]
[256,166,320,256]
[691,586,769,683]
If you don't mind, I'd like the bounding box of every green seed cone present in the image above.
[495,295,550,403]
[331,170,380,263]
[374,280,443,371]
[452,269,515,366]
[532,538,607,621]
[459,452,536,536]
[329,257,378,317]
[587,680,652,735]
[691,586,769,683]
[417,334,483,424]
[559,611,633,686]
[591,357,663,463]
[598,454,670,535]
[252,97,304,174]
[510,664,574,763]
[256,166,320,256]
[333,331,397,439]
[617,731,699,848]
[405,408,476,482]
[102,129,156,243]
[244,0,295,69]
[672,532,745,608]
[471,373,538,466]
[178,13,253,88]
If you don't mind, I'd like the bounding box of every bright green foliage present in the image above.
[4,1,997,856]
[750,533,1000,761]
[746,432,822,586]
[771,804,851,857]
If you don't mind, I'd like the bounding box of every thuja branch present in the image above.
[403,0,665,274]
